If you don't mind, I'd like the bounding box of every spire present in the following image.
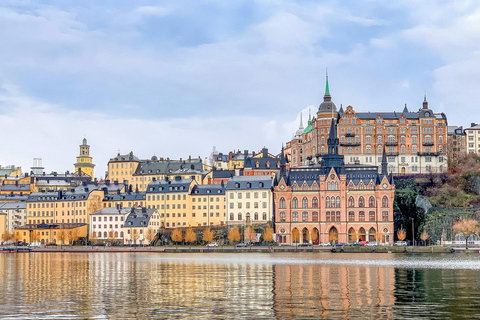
[403,103,409,113]
[327,118,339,155]
[299,111,304,129]
[381,144,388,175]
[423,92,429,109]
[325,70,330,96]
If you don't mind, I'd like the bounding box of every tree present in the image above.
[67,229,79,246]
[311,229,318,244]
[262,225,274,243]
[453,219,480,249]
[244,226,256,243]
[131,229,140,245]
[228,227,240,244]
[185,227,197,247]
[2,230,12,244]
[397,228,406,242]
[58,229,67,247]
[291,228,300,247]
[420,231,430,246]
[145,228,157,246]
[31,230,40,243]
[171,228,183,244]
[203,227,214,243]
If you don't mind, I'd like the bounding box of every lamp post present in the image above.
[412,217,415,246]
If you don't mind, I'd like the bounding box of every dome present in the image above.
[318,99,337,114]
[151,155,158,161]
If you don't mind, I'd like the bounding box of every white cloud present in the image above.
[135,6,172,17]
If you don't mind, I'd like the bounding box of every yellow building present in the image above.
[0,175,33,195]
[102,192,146,209]
[190,185,226,227]
[14,222,87,245]
[26,187,104,225]
[0,212,7,243]
[107,152,141,184]
[74,137,95,179]
[123,208,161,245]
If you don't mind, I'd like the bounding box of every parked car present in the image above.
[320,242,331,247]
[14,241,28,246]
[335,243,347,247]
[351,242,362,246]
[366,241,378,247]
[236,243,248,247]
[28,242,42,248]
[394,241,408,246]
[298,243,311,247]
[46,242,57,246]
[360,241,368,246]
[206,242,219,247]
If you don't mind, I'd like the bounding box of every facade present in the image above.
[243,148,281,177]
[465,123,480,155]
[0,202,27,233]
[0,175,32,195]
[107,152,141,185]
[190,184,226,226]
[90,207,130,242]
[0,212,6,243]
[225,176,274,226]
[447,126,467,170]
[102,192,146,209]
[14,222,87,245]
[286,76,448,175]
[212,170,236,185]
[274,120,395,245]
[123,207,161,245]
[74,138,95,178]
[26,186,104,225]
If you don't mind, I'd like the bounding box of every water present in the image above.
[1,252,480,319]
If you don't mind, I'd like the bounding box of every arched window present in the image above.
[336,211,340,221]
[104,231,107,238]
[382,196,388,207]
[336,196,340,208]
[369,211,375,221]
[359,196,365,208]
[279,212,286,222]
[114,231,118,237]
[382,211,389,221]
[312,212,318,222]
[327,182,331,190]
[292,197,298,209]
[369,196,375,207]
[254,212,258,220]
[348,196,354,207]
[326,211,330,221]
[359,211,365,221]
[326,197,330,208]
[335,182,339,190]
[279,197,286,209]
[348,211,355,221]
[230,213,234,220]
[312,197,318,208]
[120,231,124,238]
[238,213,242,220]
[292,212,298,222]
[302,197,308,208]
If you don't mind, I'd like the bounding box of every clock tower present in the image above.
[74,137,95,178]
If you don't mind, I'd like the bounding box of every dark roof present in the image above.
[0,184,30,191]
[0,195,29,201]
[212,170,235,179]
[191,184,225,195]
[146,179,194,193]
[27,185,100,202]
[91,207,131,215]
[16,223,87,230]
[353,110,447,121]
[226,176,273,190]
[125,208,157,227]
[109,152,140,162]
[103,192,146,202]
[0,202,26,210]
[135,159,203,176]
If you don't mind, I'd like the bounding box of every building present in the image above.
[464,123,480,155]
[225,176,274,226]
[102,191,146,209]
[0,165,22,182]
[107,152,141,185]
[243,148,281,177]
[0,175,32,195]
[123,207,161,245]
[212,170,236,185]
[74,137,95,178]
[0,202,27,233]
[14,222,87,245]
[286,76,448,175]
[0,212,7,243]
[146,178,197,228]
[26,186,104,225]
[274,119,395,245]
[447,125,467,170]
[190,184,226,227]
[90,207,130,243]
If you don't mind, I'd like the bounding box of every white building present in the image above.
[89,207,130,243]
[0,202,27,234]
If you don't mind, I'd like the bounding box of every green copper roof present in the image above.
[325,74,330,96]
[303,118,312,134]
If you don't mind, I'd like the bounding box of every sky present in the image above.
[1,0,480,178]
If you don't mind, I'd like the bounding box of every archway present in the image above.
[359,227,366,241]
[329,227,338,245]
[312,228,320,245]
[401,167,406,174]
[348,227,356,243]
[369,227,376,242]
[302,228,309,244]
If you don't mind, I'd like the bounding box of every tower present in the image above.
[316,72,337,118]
[74,137,95,178]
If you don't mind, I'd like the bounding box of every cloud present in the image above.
[135,6,172,17]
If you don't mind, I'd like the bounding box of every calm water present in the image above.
[1,252,480,319]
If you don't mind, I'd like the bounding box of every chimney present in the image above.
[189,155,191,161]
[229,152,233,161]
[472,123,477,128]
[85,187,89,192]
[263,148,268,158]
[180,158,182,162]
[204,157,208,166]
[244,150,248,157]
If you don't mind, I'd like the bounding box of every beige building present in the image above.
[225,176,274,226]
[107,152,141,185]
[0,202,27,234]
[465,123,480,155]
[123,208,161,245]
[190,184,226,227]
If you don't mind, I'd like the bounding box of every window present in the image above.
[230,213,234,220]
[326,211,330,222]
[359,211,365,221]
[238,213,242,220]
[292,212,298,222]
[369,196,375,207]
[292,197,298,209]
[348,197,354,207]
[302,212,308,221]
[382,211,389,221]
[279,197,286,209]
[312,212,318,222]
[369,211,375,221]
[382,196,388,207]
[336,196,340,208]
[336,211,340,222]
[280,212,286,222]
[302,197,308,208]
[348,211,354,221]
[358,196,365,208]
[326,197,330,208]
[312,197,318,208]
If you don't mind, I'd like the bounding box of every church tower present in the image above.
[74,137,95,178]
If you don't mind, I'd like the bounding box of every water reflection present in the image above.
[0,253,480,319]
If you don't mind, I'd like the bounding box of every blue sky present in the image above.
[1,0,479,177]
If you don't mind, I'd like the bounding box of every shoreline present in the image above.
[5,245,477,254]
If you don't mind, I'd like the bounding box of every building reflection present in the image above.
[273,262,395,318]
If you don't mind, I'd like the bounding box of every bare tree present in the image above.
[453,219,480,249]
[420,231,430,246]
[58,229,67,247]
[145,228,156,246]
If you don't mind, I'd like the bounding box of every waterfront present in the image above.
[1,253,480,319]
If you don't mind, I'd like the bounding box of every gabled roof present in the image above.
[125,208,157,227]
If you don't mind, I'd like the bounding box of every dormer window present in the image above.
[259,182,264,188]
[235,183,240,188]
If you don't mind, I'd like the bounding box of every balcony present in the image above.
[386,152,399,156]
[418,152,440,156]
[385,141,398,146]
[345,133,355,137]
[340,142,361,147]
[423,142,434,146]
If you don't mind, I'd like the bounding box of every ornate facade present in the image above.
[274,119,395,245]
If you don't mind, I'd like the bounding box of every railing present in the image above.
[423,142,434,146]
[386,152,399,156]
[385,142,398,146]
[418,152,440,156]
[340,142,361,147]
